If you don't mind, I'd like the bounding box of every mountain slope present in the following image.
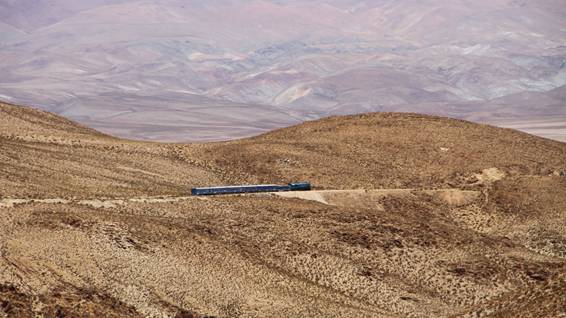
[1,102,565,317]
[3,101,566,197]
[0,101,221,198]
[194,112,566,189]
[1,0,565,141]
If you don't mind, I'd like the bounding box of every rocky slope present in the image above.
[1,101,565,317]
[194,112,566,189]
[0,101,220,198]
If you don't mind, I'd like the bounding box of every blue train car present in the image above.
[191,182,311,196]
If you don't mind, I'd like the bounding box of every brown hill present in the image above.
[3,101,566,198]
[193,112,566,189]
[1,101,565,317]
[0,101,220,198]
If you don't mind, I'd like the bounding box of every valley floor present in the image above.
[490,116,566,142]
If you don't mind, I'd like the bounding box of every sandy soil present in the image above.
[1,102,565,317]
[273,189,481,207]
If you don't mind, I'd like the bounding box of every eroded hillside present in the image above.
[193,113,566,189]
[1,102,565,317]
[0,102,221,198]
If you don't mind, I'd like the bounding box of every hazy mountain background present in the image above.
[0,0,565,141]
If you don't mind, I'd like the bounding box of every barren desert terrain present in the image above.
[1,101,565,317]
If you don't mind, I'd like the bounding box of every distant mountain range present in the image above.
[1,0,565,141]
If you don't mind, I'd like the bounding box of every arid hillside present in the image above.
[0,101,222,198]
[3,101,566,197]
[194,112,566,189]
[1,102,566,318]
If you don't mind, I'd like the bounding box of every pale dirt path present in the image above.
[273,189,481,207]
[0,189,481,209]
[0,196,197,208]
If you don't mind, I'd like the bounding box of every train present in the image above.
[191,182,311,196]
